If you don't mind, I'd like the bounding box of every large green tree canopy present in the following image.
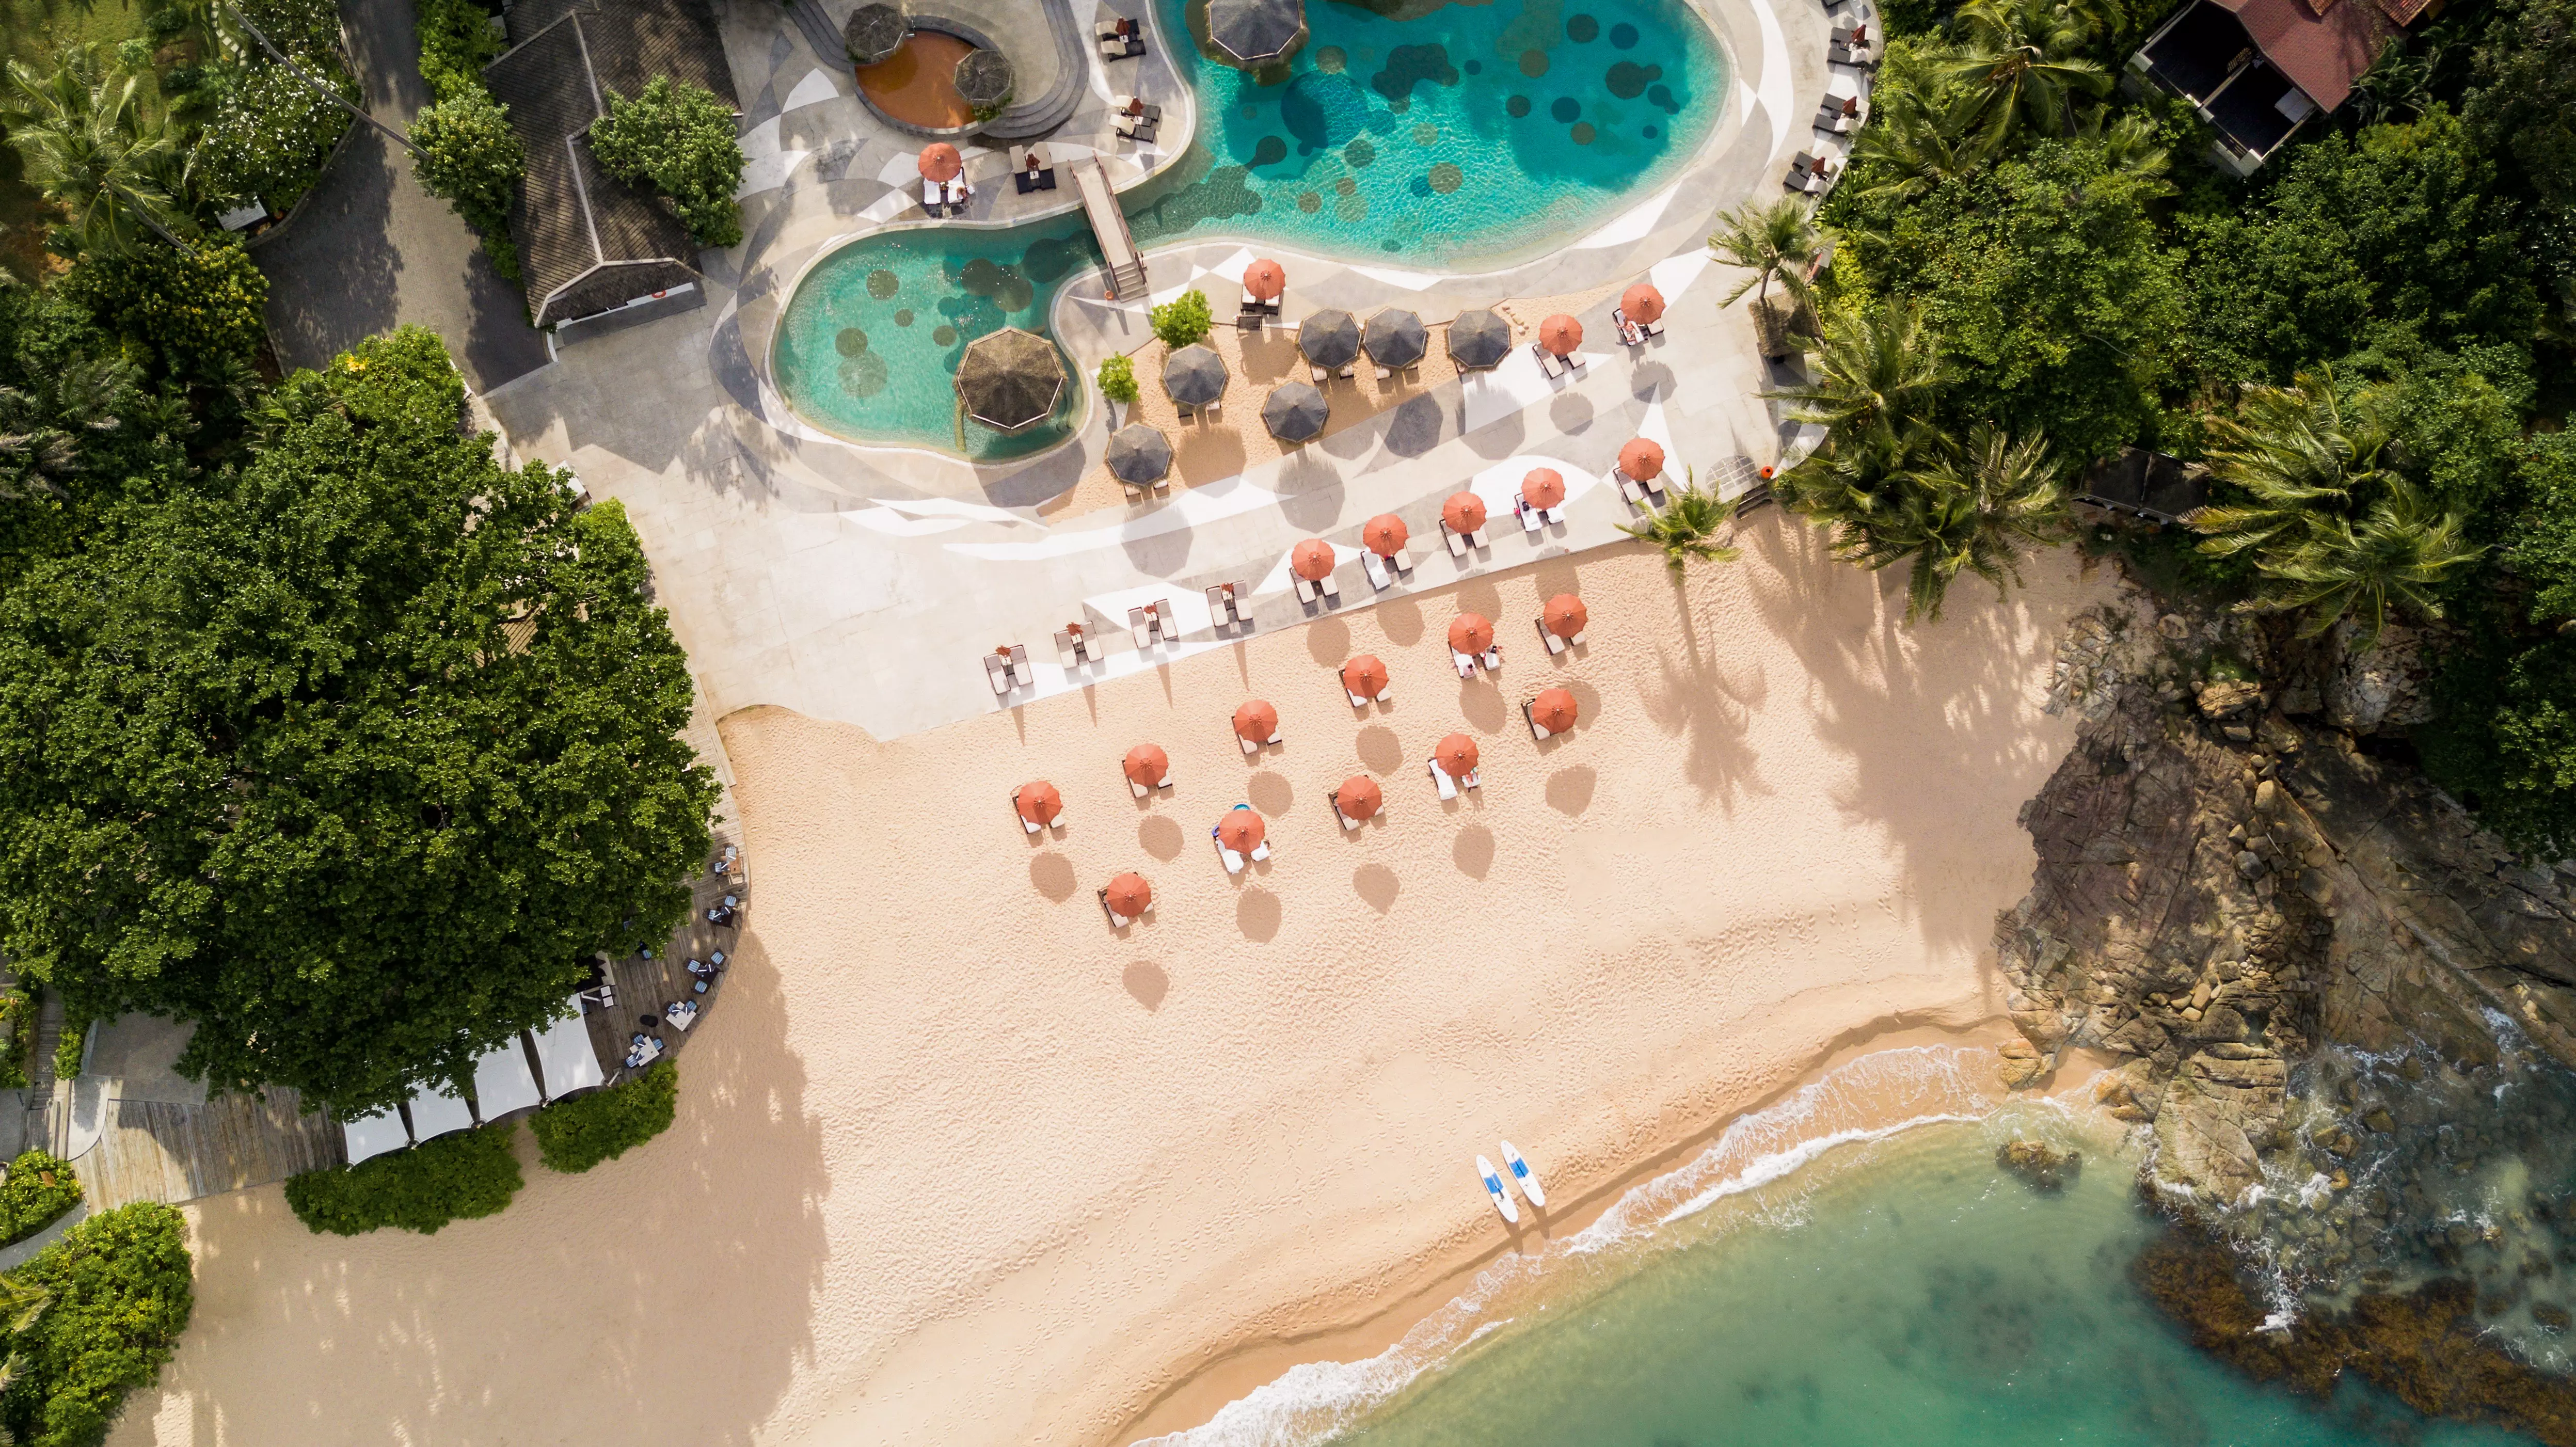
[0,326,715,1114]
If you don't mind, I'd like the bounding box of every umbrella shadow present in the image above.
[1122,960,1170,1010]
[1353,863,1400,912]
[1236,886,1281,940]
[1452,824,1494,879]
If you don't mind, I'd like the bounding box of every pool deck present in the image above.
[484,0,1858,742]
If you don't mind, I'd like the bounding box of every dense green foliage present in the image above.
[0,1203,193,1447]
[1149,289,1212,349]
[414,0,504,104]
[530,1059,677,1172]
[0,325,719,1112]
[57,240,267,389]
[410,86,526,281]
[0,1153,83,1247]
[2516,434,2576,626]
[0,992,32,1091]
[283,1122,523,1235]
[185,9,360,216]
[586,76,745,249]
[0,285,197,588]
[0,46,191,256]
[1095,354,1138,405]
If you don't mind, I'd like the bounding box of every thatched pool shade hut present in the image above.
[1163,343,1228,407]
[1448,308,1511,370]
[1107,423,1174,485]
[1363,309,1427,369]
[1297,309,1360,371]
[955,327,1065,433]
[1263,380,1329,443]
[1209,0,1307,64]
[844,3,908,65]
[955,49,1015,112]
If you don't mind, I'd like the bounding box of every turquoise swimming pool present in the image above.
[771,0,1727,453]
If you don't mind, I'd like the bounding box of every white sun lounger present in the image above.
[1216,836,1245,873]
[1318,570,1339,599]
[1429,758,1458,800]
[1347,681,1391,707]
[1099,889,1135,927]
[1009,644,1035,686]
[1452,649,1477,678]
[1239,727,1282,754]
[1525,699,1554,740]
[1443,520,1469,558]
[1128,607,1153,649]
[1130,768,1172,798]
[1538,618,1586,654]
[985,653,1012,692]
[1294,577,1320,603]
[1363,551,1393,590]
[1332,796,1369,831]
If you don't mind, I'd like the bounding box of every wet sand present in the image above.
[109,526,2115,1446]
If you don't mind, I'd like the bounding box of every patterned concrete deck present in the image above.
[485,0,1870,742]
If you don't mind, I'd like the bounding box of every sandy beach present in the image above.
[108,520,2116,1447]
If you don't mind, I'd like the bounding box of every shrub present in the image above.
[530,1059,676,1173]
[60,241,269,387]
[2512,431,2576,627]
[1150,289,1212,349]
[1095,354,1137,405]
[192,58,359,214]
[410,87,527,280]
[0,993,30,1091]
[585,76,745,248]
[0,1154,82,1247]
[0,1203,194,1447]
[414,0,504,103]
[283,1122,523,1235]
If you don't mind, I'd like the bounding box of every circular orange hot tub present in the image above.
[856,31,979,131]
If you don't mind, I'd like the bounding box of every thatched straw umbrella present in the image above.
[1262,380,1329,443]
[954,328,1065,433]
[1297,309,1360,371]
[1163,344,1228,408]
[1209,0,1306,64]
[1362,309,1427,369]
[1446,308,1510,370]
[844,3,908,66]
[954,49,1015,112]
[1106,424,1173,486]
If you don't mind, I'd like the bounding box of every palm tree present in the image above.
[1934,0,2113,155]
[0,1275,53,1395]
[1851,100,1975,204]
[1620,469,1743,573]
[2190,371,2483,644]
[1708,197,1822,313]
[1763,300,1951,459]
[2247,481,2480,643]
[0,46,190,253]
[2188,369,2388,559]
[2082,109,2173,196]
[1866,424,2068,622]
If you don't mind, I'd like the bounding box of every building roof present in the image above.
[483,0,742,326]
[2208,0,2395,110]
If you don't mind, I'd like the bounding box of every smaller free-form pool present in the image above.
[772,0,1726,452]
[855,31,982,131]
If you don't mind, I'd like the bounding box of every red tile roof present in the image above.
[2212,0,2397,110]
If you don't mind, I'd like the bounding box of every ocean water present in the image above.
[1147,1050,2535,1447]
[770,0,1724,451]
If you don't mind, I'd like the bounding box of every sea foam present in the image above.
[1131,1044,2005,1447]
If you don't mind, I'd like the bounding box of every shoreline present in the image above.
[1112,1025,2123,1443]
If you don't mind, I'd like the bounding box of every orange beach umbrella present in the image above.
[1621,282,1666,325]
[1336,774,1384,821]
[1232,699,1279,743]
[1544,594,1588,639]
[1521,467,1566,510]
[1105,872,1153,915]
[1123,744,1169,787]
[1244,258,1286,300]
[1291,538,1336,581]
[1531,687,1580,733]
[1435,733,1480,775]
[1447,613,1494,655]
[1341,654,1389,697]
[1015,780,1063,825]
[918,142,963,181]
[1362,513,1410,556]
[1537,314,1583,356]
[1217,808,1267,851]
[1618,437,1666,482]
[1441,491,1488,534]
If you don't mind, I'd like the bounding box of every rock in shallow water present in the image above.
[1996,1139,2081,1191]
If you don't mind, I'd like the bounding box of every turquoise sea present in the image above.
[1149,1050,2536,1447]
[770,0,1726,452]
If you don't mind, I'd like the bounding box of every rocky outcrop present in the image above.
[1992,593,2576,1209]
[1996,1138,2081,1191]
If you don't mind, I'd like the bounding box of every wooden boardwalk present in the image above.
[81,1090,344,1211]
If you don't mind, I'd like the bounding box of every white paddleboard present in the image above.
[1477,1155,1520,1224]
[1501,1140,1546,1208]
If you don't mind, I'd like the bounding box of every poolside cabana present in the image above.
[845,3,908,66]
[956,328,1067,433]
[1263,380,1330,443]
[1164,343,1229,412]
[1209,0,1308,65]
[1448,308,1512,371]
[1298,309,1360,375]
[1363,309,1427,370]
[1107,423,1174,488]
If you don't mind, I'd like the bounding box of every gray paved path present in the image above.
[255,0,551,392]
